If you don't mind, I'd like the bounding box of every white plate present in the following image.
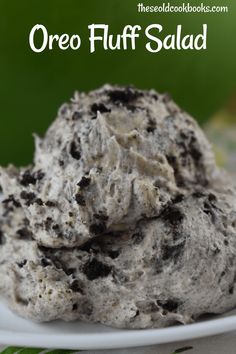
[1,300,236,350]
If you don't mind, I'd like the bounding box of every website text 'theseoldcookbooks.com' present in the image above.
[137,2,228,13]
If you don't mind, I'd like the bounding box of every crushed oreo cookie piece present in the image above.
[20,170,37,186]
[83,258,112,281]
[89,222,106,235]
[45,217,53,231]
[45,201,56,207]
[108,87,143,105]
[162,240,186,261]
[20,191,36,206]
[16,228,33,240]
[93,213,108,221]
[132,232,145,244]
[72,111,82,120]
[17,259,27,268]
[0,230,5,245]
[2,194,21,208]
[41,258,51,267]
[172,194,184,204]
[35,198,44,206]
[70,141,81,160]
[107,250,120,259]
[161,205,185,226]
[157,299,179,312]
[75,194,86,206]
[70,280,84,294]
[91,103,111,114]
[77,176,91,189]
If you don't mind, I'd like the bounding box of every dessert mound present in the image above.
[0,85,236,328]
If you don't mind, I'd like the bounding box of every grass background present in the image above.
[0,0,235,166]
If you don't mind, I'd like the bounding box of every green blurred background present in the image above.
[0,0,236,166]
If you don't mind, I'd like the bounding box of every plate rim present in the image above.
[1,314,236,350]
